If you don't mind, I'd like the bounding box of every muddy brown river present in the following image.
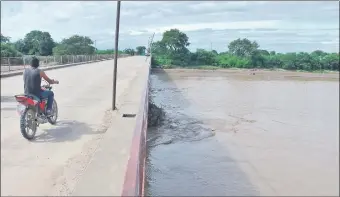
[145,69,339,196]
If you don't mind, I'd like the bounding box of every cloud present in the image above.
[142,20,281,35]
[1,1,339,52]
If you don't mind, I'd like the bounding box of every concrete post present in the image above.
[112,0,121,110]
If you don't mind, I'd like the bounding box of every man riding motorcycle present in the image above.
[23,57,59,116]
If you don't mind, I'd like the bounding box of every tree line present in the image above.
[1,31,147,57]
[151,29,339,72]
[2,29,338,72]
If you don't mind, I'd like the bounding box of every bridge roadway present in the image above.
[1,56,149,196]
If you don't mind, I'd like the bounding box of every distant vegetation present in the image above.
[96,49,115,54]
[1,31,146,57]
[2,29,339,72]
[151,29,339,72]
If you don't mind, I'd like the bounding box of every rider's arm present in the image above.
[40,71,57,84]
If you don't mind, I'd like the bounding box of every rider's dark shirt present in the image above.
[23,67,41,97]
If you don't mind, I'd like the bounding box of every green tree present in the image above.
[1,43,22,57]
[295,52,315,71]
[151,41,171,66]
[264,54,284,69]
[322,53,339,70]
[14,39,27,54]
[123,48,135,55]
[136,46,146,55]
[191,49,217,65]
[259,49,270,56]
[161,29,190,52]
[53,35,95,55]
[52,44,69,56]
[23,30,55,56]
[280,53,298,70]
[217,53,250,68]
[152,29,191,66]
[1,34,22,57]
[1,33,10,43]
[151,41,167,55]
[228,38,259,58]
[311,50,327,57]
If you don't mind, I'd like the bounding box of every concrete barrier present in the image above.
[121,57,151,196]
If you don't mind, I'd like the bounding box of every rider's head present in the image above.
[30,57,40,68]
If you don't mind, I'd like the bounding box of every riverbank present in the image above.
[153,65,339,74]
[151,67,339,82]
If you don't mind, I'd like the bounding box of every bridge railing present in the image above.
[121,56,151,197]
[0,54,129,73]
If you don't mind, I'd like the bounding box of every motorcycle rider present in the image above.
[23,57,59,116]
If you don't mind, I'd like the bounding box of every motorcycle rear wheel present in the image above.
[47,99,58,125]
[20,108,37,140]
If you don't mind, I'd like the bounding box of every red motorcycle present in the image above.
[14,80,58,140]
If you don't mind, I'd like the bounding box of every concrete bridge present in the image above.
[1,56,149,196]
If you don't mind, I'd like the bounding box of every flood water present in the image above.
[145,69,339,196]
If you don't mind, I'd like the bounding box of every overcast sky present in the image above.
[1,1,339,53]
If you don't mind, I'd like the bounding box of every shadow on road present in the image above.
[33,120,98,143]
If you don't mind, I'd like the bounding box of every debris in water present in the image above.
[148,101,165,127]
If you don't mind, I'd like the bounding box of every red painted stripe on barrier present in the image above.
[121,60,150,197]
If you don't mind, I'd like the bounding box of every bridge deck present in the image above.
[1,56,149,196]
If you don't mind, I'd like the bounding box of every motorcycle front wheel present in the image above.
[20,107,37,140]
[47,99,58,125]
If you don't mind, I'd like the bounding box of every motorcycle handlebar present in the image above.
[42,79,59,85]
